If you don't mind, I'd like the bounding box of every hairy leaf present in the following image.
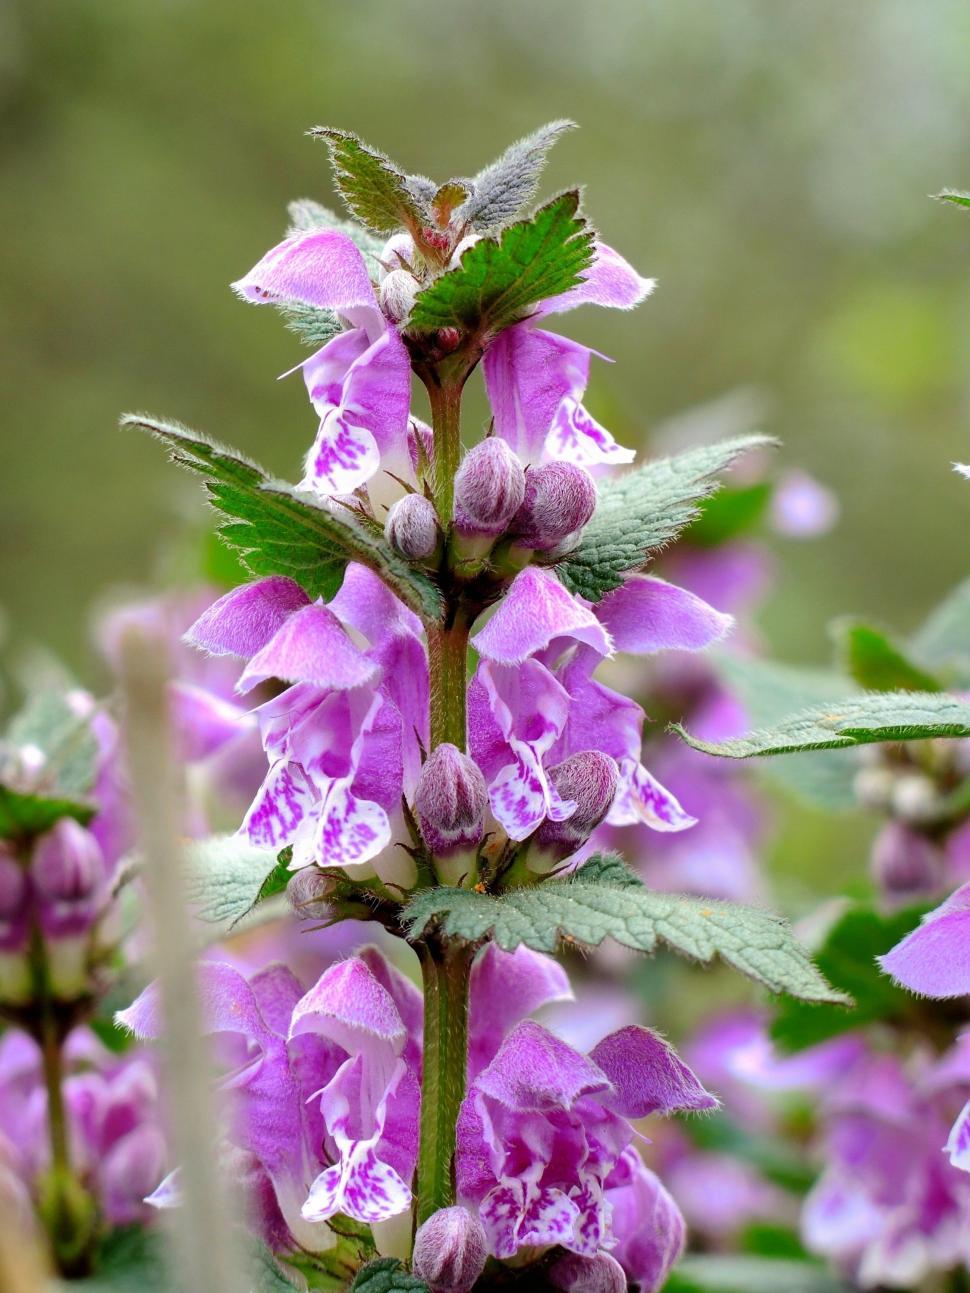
[666,1256,850,1293]
[403,861,847,1003]
[936,188,970,211]
[911,576,970,685]
[349,1257,429,1293]
[832,618,941,692]
[182,834,283,936]
[124,415,443,621]
[674,691,970,758]
[770,902,928,1053]
[310,128,429,237]
[277,301,344,349]
[459,119,576,231]
[407,191,594,336]
[557,435,774,600]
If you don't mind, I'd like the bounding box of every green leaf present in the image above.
[124,414,443,622]
[407,191,594,336]
[460,119,576,231]
[688,481,772,548]
[910,576,970,684]
[182,834,284,937]
[665,1256,850,1293]
[403,862,848,1003]
[712,654,859,808]
[770,901,928,1052]
[674,690,970,759]
[0,785,95,838]
[277,301,345,349]
[0,692,100,840]
[832,618,941,692]
[349,1257,429,1293]
[556,435,775,601]
[60,1229,304,1292]
[571,850,643,888]
[310,128,429,237]
[936,188,970,211]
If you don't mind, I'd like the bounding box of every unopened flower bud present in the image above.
[380,233,417,272]
[454,439,526,537]
[550,1252,627,1293]
[379,269,419,323]
[853,764,895,811]
[529,751,619,872]
[412,1206,488,1293]
[511,462,597,552]
[31,819,106,939]
[435,327,462,355]
[286,867,339,920]
[385,494,442,563]
[891,772,940,826]
[871,822,942,904]
[414,745,488,884]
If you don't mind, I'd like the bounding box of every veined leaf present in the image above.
[459,119,576,231]
[349,1257,429,1293]
[310,128,430,237]
[402,857,847,1004]
[407,191,594,336]
[182,834,283,938]
[124,415,443,622]
[831,618,941,692]
[674,691,970,759]
[557,435,775,601]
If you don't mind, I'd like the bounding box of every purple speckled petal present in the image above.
[231,229,382,336]
[237,604,379,694]
[489,746,567,841]
[185,577,310,660]
[538,242,654,316]
[302,1137,411,1224]
[546,398,635,468]
[946,1100,970,1172]
[589,1026,718,1117]
[483,327,589,465]
[289,958,405,1053]
[879,883,970,998]
[611,759,697,833]
[472,568,612,664]
[312,779,391,873]
[242,759,316,852]
[595,576,733,655]
[517,1184,582,1252]
[475,1021,610,1112]
[302,408,381,497]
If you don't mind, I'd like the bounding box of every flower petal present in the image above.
[289,958,406,1054]
[472,568,612,664]
[302,1142,411,1224]
[545,398,635,468]
[595,575,733,655]
[242,759,316,851]
[314,780,391,873]
[539,242,654,315]
[475,1021,610,1112]
[611,759,697,833]
[879,882,970,998]
[590,1026,718,1118]
[469,945,572,1078]
[185,578,310,659]
[483,327,588,465]
[301,408,382,497]
[946,1100,970,1172]
[237,604,379,694]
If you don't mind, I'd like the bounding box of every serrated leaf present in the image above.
[832,618,941,692]
[182,834,283,937]
[311,128,429,237]
[557,435,775,600]
[430,181,469,228]
[936,188,970,211]
[403,866,847,1003]
[910,576,970,685]
[459,119,576,231]
[407,191,594,337]
[571,850,643,888]
[674,691,970,759]
[770,902,928,1053]
[124,415,443,622]
[349,1257,429,1293]
[278,301,345,349]
[666,1256,850,1293]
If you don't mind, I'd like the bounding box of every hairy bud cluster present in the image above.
[415,744,488,885]
[526,751,619,874]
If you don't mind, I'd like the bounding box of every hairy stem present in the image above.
[426,376,464,525]
[427,616,470,750]
[416,937,475,1224]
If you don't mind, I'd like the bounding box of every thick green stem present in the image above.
[428,616,470,750]
[416,938,475,1224]
[40,1006,70,1178]
[426,377,464,525]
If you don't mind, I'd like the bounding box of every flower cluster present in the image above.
[122,942,711,1290]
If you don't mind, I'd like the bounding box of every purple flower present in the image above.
[232,228,413,498]
[482,244,653,468]
[880,882,970,999]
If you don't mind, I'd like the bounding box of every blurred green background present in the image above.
[1,0,968,690]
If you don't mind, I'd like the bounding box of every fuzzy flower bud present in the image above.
[384,494,442,563]
[412,1206,488,1293]
[890,772,940,826]
[529,751,619,872]
[511,461,597,552]
[550,1252,627,1293]
[454,439,527,537]
[31,819,106,939]
[870,822,942,904]
[286,867,339,921]
[379,269,419,323]
[414,744,488,883]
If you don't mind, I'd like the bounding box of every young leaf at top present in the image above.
[831,618,942,693]
[557,435,775,601]
[770,901,930,1053]
[310,127,430,238]
[459,119,576,231]
[936,188,970,211]
[407,190,594,338]
[402,854,848,1004]
[123,414,443,622]
[675,690,970,759]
